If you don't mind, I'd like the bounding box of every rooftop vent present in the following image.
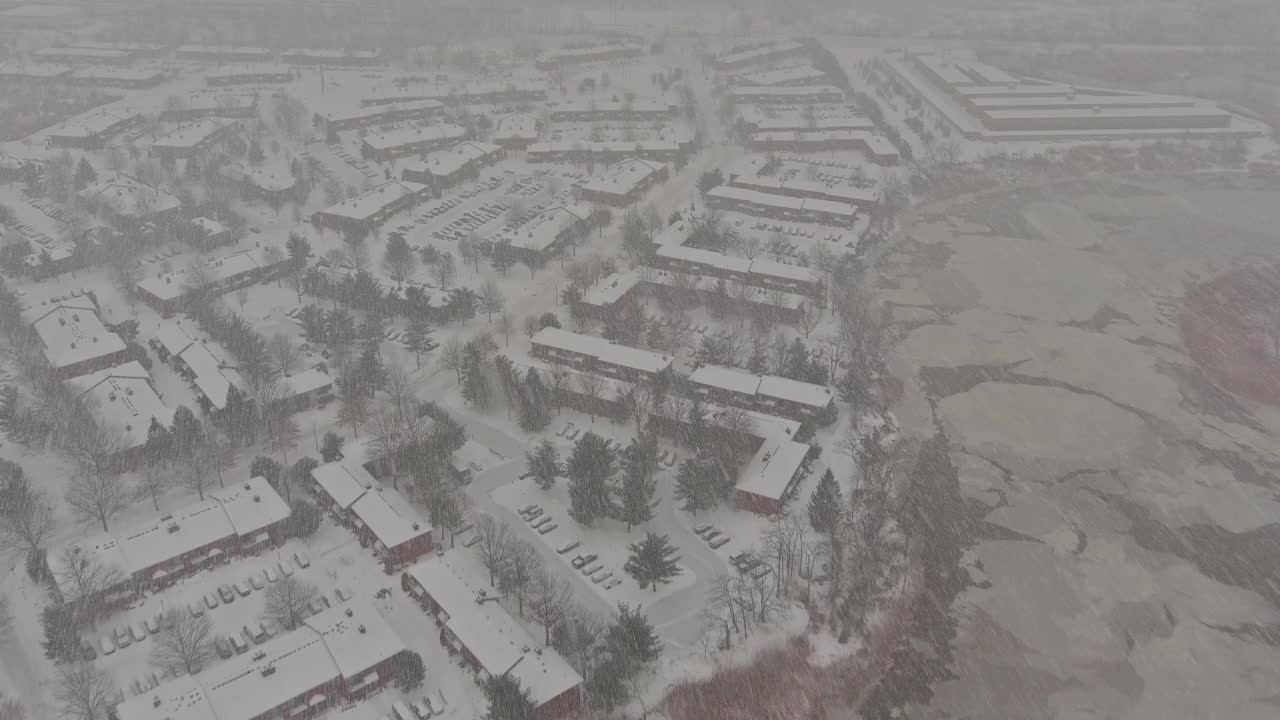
[357,624,366,634]
[59,317,67,326]
[252,650,266,661]
[152,696,162,708]
[260,665,276,677]
[411,522,420,531]
[166,522,180,534]
[243,483,251,491]
[160,514,173,522]
[252,495,261,503]
[345,608,354,618]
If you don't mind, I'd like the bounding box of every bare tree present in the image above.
[0,488,55,560]
[0,695,23,720]
[50,545,124,608]
[497,311,514,348]
[797,302,821,339]
[135,459,170,511]
[474,514,511,588]
[576,372,603,422]
[528,570,573,645]
[480,278,506,323]
[337,387,369,438]
[440,337,464,385]
[499,539,540,616]
[66,470,128,532]
[548,366,571,415]
[179,441,216,501]
[54,663,114,720]
[268,333,298,377]
[554,604,606,677]
[262,576,319,630]
[150,608,216,674]
[368,408,405,489]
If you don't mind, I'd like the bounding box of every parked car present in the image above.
[145,615,161,635]
[524,508,544,520]
[214,636,233,659]
[188,602,205,618]
[81,639,97,661]
[244,623,268,644]
[294,551,311,569]
[229,634,249,654]
[571,554,597,569]
[703,530,721,542]
[234,582,251,597]
[710,536,730,549]
[114,626,132,649]
[264,567,279,583]
[592,570,612,584]
[129,622,147,643]
[204,593,220,610]
[538,523,558,535]
[335,587,353,603]
[308,597,328,615]
[412,699,434,718]
[693,524,712,536]
[530,515,551,528]
[557,540,581,554]
[278,561,294,578]
[218,585,235,603]
[463,535,482,548]
[580,563,602,576]
[99,636,115,656]
[604,578,623,589]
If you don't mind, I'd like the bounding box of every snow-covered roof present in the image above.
[118,499,234,573]
[210,476,291,537]
[174,92,258,114]
[78,177,180,219]
[729,173,878,207]
[351,487,429,551]
[28,303,125,369]
[323,99,444,124]
[736,435,810,501]
[653,218,695,246]
[580,271,642,308]
[34,46,133,61]
[494,112,539,141]
[281,368,333,398]
[707,184,857,221]
[740,65,827,86]
[191,216,229,236]
[360,123,467,152]
[690,364,763,396]
[68,68,165,84]
[408,556,583,705]
[527,139,682,156]
[580,158,666,198]
[0,62,71,79]
[137,247,288,303]
[729,85,843,99]
[656,243,753,274]
[218,161,295,193]
[757,374,833,408]
[63,361,172,451]
[202,624,340,720]
[714,41,806,67]
[176,44,272,59]
[305,600,405,680]
[313,179,428,222]
[151,118,233,151]
[310,460,376,510]
[737,108,876,133]
[122,600,402,720]
[205,64,293,81]
[537,43,644,64]
[53,109,140,139]
[489,201,591,253]
[116,675,219,720]
[46,531,130,595]
[531,327,672,375]
[551,99,670,116]
[402,141,503,179]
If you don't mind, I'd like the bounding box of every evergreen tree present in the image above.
[566,432,616,525]
[808,468,842,534]
[491,240,515,274]
[392,650,426,691]
[170,406,202,457]
[585,656,628,711]
[356,345,387,397]
[624,532,681,590]
[517,368,551,431]
[144,417,174,461]
[606,603,661,666]
[285,233,311,270]
[617,437,657,531]
[482,673,536,720]
[673,459,716,515]
[73,157,96,190]
[383,232,416,282]
[286,499,322,537]
[250,456,283,490]
[320,432,344,462]
[525,439,561,491]
[460,341,491,409]
[41,604,80,662]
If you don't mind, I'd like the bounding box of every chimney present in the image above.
[345,608,354,617]
[357,624,366,634]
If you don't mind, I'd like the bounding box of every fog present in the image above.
[0,2,1277,719]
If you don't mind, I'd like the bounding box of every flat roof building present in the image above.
[714,41,807,70]
[205,64,294,86]
[0,62,73,83]
[359,123,467,161]
[579,157,669,206]
[706,184,858,226]
[49,109,142,149]
[66,67,167,89]
[136,246,290,313]
[548,99,673,122]
[150,118,236,159]
[487,200,591,260]
[282,48,382,66]
[25,301,126,376]
[63,361,173,457]
[159,92,257,121]
[311,179,429,233]
[690,364,835,422]
[729,85,844,104]
[401,141,505,189]
[77,176,181,225]
[307,461,432,569]
[525,139,685,164]
[531,327,672,382]
[536,42,644,69]
[740,65,827,87]
[176,45,273,62]
[493,112,540,147]
[406,556,584,719]
[319,99,444,136]
[116,601,406,720]
[32,46,137,65]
